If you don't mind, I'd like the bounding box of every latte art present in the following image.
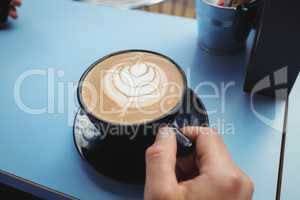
[80,51,185,124]
[103,61,167,108]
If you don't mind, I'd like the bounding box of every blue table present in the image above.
[281,74,300,199]
[0,0,286,199]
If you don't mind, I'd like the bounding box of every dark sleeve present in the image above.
[0,0,11,23]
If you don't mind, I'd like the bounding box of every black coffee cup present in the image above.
[77,50,191,182]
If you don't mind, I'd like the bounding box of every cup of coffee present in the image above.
[77,50,190,181]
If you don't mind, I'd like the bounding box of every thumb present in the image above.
[144,127,178,196]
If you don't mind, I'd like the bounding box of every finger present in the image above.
[11,0,22,7]
[145,127,178,195]
[181,127,233,173]
[9,10,18,19]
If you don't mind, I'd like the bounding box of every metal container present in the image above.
[195,0,262,54]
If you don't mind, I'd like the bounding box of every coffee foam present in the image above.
[81,51,185,124]
[103,58,168,109]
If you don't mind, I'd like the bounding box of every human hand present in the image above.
[8,0,22,19]
[144,127,254,200]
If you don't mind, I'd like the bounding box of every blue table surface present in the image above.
[281,74,300,200]
[0,0,286,199]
